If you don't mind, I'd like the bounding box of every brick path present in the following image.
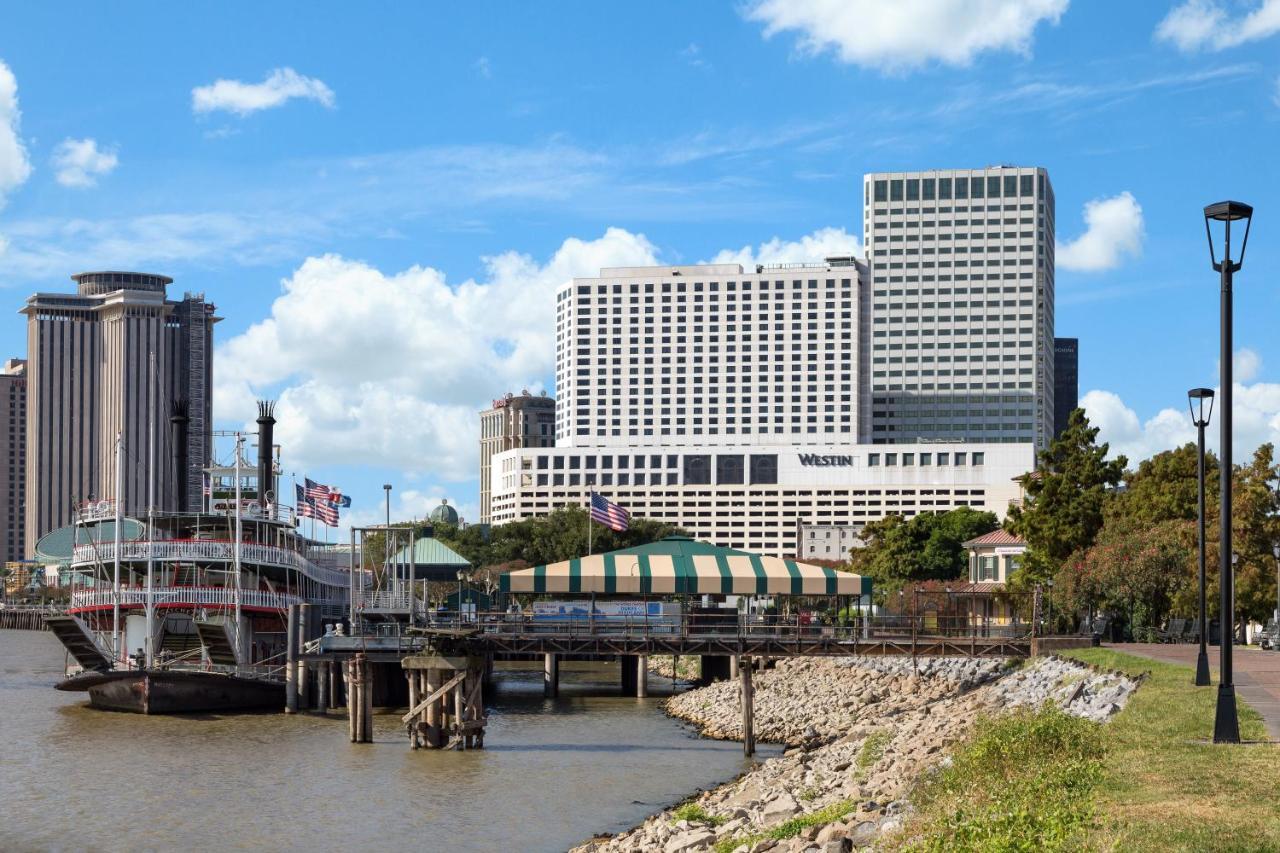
[1119,643,1280,740]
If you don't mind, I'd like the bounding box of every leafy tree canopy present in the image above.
[850,507,998,600]
[1005,408,1126,584]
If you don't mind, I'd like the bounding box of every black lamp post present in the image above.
[1205,200,1252,744]
[1188,387,1214,686]
[1272,543,1280,636]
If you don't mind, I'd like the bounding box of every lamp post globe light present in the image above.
[1205,200,1252,744]
[1188,387,1214,686]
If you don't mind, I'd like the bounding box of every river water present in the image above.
[0,630,775,852]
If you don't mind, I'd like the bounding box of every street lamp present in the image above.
[1189,387,1215,686]
[1273,543,1280,639]
[1205,200,1252,744]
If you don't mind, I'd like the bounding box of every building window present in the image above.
[972,452,985,466]
[868,453,880,466]
[716,454,745,485]
[750,454,778,485]
[684,454,711,485]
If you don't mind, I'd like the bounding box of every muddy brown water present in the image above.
[0,630,776,852]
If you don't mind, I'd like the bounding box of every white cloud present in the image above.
[343,489,480,533]
[51,138,118,188]
[743,0,1068,72]
[0,59,32,208]
[474,57,492,79]
[215,228,661,479]
[192,68,335,117]
[1057,191,1144,272]
[1156,0,1280,51]
[1085,350,1280,463]
[706,226,861,267]
[0,210,327,279]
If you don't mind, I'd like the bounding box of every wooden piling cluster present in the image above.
[1,608,52,631]
[400,653,487,750]
[740,654,755,757]
[345,654,374,743]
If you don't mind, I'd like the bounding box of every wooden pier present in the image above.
[294,611,1044,756]
[1,607,57,631]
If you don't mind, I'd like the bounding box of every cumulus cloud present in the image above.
[0,59,32,208]
[52,138,118,187]
[192,68,335,117]
[215,227,661,479]
[1057,191,1144,272]
[1156,0,1280,51]
[743,0,1068,72]
[1084,350,1280,463]
[706,226,862,267]
[343,488,480,533]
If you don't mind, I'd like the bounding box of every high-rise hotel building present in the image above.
[479,390,556,524]
[486,166,1055,557]
[861,167,1055,450]
[21,272,217,554]
[1,358,27,563]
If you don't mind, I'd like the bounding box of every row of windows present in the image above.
[867,451,984,467]
[870,173,1040,203]
[571,279,854,296]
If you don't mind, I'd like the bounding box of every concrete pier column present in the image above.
[284,604,299,714]
[328,662,338,709]
[620,655,637,696]
[729,655,740,679]
[543,653,560,698]
[636,655,648,698]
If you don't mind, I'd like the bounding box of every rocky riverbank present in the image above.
[574,655,1139,852]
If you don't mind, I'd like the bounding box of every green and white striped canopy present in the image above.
[500,536,869,597]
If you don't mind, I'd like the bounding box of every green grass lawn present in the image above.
[898,649,1280,852]
[1065,648,1280,851]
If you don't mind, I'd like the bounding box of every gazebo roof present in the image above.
[388,537,471,581]
[500,536,868,597]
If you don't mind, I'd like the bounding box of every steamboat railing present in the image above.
[71,541,353,589]
[69,586,304,612]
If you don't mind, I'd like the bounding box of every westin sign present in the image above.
[798,453,854,467]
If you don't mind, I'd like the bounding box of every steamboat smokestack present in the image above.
[170,400,190,511]
[256,401,277,508]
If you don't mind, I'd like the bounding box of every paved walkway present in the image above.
[1117,643,1280,740]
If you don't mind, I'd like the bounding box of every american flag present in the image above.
[297,484,339,526]
[303,477,330,501]
[590,492,630,532]
[305,477,351,507]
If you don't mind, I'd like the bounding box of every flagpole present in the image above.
[587,490,594,557]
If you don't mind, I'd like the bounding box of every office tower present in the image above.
[22,272,218,553]
[490,261,1032,556]
[0,359,27,562]
[1053,337,1078,438]
[479,390,555,524]
[861,167,1056,450]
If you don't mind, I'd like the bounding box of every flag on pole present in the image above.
[296,484,339,526]
[590,492,630,532]
[325,488,352,508]
[303,477,330,501]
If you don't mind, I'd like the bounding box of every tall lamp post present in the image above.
[1188,387,1214,686]
[1272,543,1280,638]
[1205,200,1252,744]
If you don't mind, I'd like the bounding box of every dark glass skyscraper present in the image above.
[1053,337,1078,437]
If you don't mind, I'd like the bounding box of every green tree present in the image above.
[1005,408,1126,586]
[851,507,998,600]
[1108,442,1219,527]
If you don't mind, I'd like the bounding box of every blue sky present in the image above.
[0,1,1277,528]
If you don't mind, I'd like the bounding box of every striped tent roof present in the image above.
[500,536,869,597]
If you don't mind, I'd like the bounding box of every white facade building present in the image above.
[861,167,1055,450]
[555,260,862,446]
[489,166,1054,557]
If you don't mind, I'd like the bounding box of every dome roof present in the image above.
[429,499,460,525]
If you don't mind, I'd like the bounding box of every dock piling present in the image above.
[284,604,298,714]
[636,654,648,698]
[543,653,559,698]
[741,655,755,757]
